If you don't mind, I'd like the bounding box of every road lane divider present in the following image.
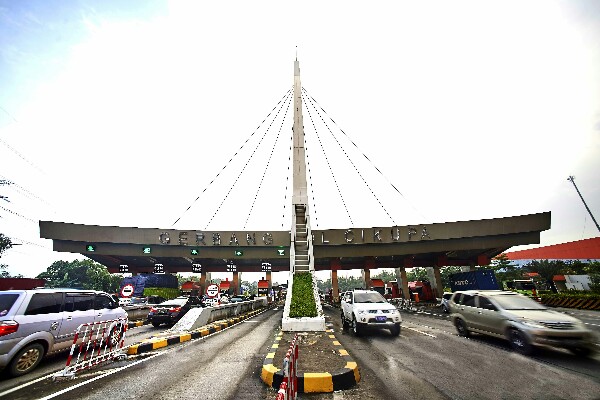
[262,328,360,393]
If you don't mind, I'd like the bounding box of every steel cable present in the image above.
[244,93,292,229]
[302,91,353,226]
[204,89,292,229]
[302,88,431,224]
[171,89,292,227]
[303,88,396,225]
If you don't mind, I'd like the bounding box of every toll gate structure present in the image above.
[39,58,551,304]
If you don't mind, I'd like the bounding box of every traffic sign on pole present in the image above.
[206,284,219,298]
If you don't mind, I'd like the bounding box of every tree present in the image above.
[36,259,123,293]
[371,270,396,282]
[440,266,462,289]
[0,264,23,278]
[406,267,428,282]
[0,233,12,258]
[488,253,523,286]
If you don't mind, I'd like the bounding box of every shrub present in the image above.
[289,272,318,318]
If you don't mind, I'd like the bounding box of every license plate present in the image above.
[376,316,386,322]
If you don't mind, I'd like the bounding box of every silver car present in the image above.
[0,288,126,376]
[449,290,595,356]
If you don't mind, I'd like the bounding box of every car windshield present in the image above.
[354,292,386,303]
[493,295,547,310]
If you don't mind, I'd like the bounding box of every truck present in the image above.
[449,269,499,292]
[0,278,45,290]
[118,274,179,300]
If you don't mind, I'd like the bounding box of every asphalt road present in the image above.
[0,305,599,400]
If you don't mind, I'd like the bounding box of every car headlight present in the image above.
[520,319,546,329]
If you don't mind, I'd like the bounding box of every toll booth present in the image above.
[220,278,232,295]
[370,279,386,295]
[258,279,269,297]
[408,281,435,301]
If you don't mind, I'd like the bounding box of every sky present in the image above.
[1,0,599,283]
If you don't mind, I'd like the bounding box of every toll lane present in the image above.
[325,305,600,400]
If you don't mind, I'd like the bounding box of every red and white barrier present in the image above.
[275,334,298,400]
[53,317,128,379]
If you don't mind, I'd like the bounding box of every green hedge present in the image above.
[541,291,600,302]
[289,272,318,318]
[143,287,180,300]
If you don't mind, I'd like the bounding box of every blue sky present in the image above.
[1,0,599,281]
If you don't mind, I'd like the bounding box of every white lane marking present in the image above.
[38,353,162,400]
[584,322,600,328]
[0,374,50,397]
[404,326,436,338]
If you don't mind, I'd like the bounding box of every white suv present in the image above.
[341,290,401,336]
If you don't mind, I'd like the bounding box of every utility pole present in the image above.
[567,176,600,233]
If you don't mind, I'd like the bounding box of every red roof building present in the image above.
[505,237,600,261]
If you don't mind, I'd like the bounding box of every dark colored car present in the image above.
[147,296,202,327]
[229,295,248,303]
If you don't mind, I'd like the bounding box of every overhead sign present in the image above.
[192,263,202,273]
[85,244,96,252]
[206,284,219,298]
[277,249,285,256]
[154,264,164,273]
[142,246,151,254]
[190,248,199,256]
[234,250,243,256]
[119,264,129,273]
[121,284,134,298]
[261,262,272,272]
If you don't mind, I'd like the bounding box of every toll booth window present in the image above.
[25,293,63,315]
[64,294,95,312]
[462,294,476,307]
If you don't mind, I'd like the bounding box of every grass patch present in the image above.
[289,272,318,318]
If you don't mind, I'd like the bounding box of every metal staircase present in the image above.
[294,204,310,272]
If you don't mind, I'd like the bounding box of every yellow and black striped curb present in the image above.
[261,329,360,393]
[127,320,149,329]
[542,297,600,310]
[127,309,263,355]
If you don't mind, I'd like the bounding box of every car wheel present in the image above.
[152,321,161,328]
[8,343,45,377]
[352,316,362,337]
[390,325,401,336]
[455,318,470,337]
[569,346,592,357]
[341,312,349,331]
[509,329,533,355]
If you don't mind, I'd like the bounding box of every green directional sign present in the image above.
[277,249,285,256]
[85,244,96,252]
[142,246,151,254]
[190,249,199,256]
[234,250,244,257]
